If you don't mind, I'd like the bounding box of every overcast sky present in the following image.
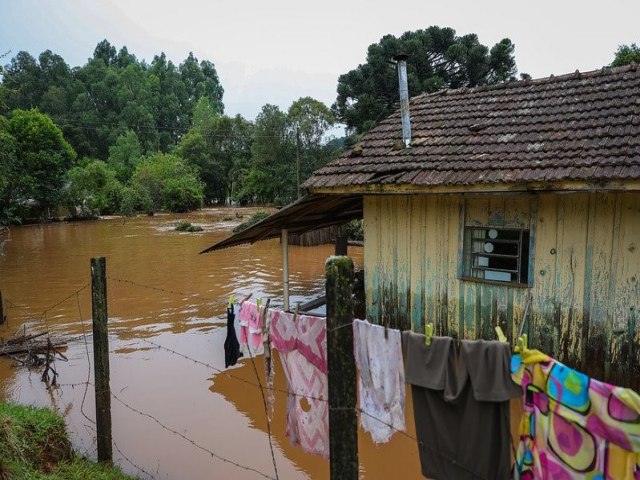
[1,0,638,124]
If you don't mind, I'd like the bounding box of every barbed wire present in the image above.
[2,297,29,309]
[8,278,494,478]
[108,388,277,480]
[140,337,418,440]
[113,437,158,480]
[138,334,497,477]
[244,334,279,480]
[75,291,96,426]
[40,284,90,319]
[107,276,203,300]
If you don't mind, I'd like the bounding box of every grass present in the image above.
[0,402,135,480]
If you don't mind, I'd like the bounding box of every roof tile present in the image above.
[305,65,640,189]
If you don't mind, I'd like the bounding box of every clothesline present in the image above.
[223,299,640,479]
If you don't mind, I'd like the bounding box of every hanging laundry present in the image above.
[353,318,405,443]
[511,351,640,479]
[238,301,264,356]
[403,331,521,479]
[224,305,243,368]
[270,309,329,458]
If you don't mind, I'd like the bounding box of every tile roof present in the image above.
[304,64,640,190]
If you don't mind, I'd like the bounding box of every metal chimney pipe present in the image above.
[394,54,411,148]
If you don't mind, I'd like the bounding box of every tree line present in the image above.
[2,29,634,225]
[0,40,339,223]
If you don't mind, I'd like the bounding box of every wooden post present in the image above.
[91,257,112,464]
[282,228,290,311]
[335,225,348,256]
[0,290,4,325]
[296,127,302,199]
[325,256,358,480]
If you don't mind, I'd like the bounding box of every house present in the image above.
[204,63,640,389]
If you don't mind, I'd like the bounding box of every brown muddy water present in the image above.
[0,208,424,480]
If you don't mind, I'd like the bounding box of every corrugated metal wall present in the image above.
[363,192,640,389]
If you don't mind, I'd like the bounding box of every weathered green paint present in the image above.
[363,192,640,390]
[91,257,113,464]
[325,256,358,480]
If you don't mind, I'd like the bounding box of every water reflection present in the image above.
[0,209,424,479]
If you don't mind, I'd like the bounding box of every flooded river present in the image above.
[0,209,423,480]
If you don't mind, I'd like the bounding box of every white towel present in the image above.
[353,318,406,443]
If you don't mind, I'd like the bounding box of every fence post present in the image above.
[91,257,113,463]
[0,290,4,325]
[334,227,348,256]
[325,256,358,480]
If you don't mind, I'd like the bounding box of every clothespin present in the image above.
[228,295,235,309]
[293,303,300,323]
[514,333,528,354]
[257,298,262,311]
[425,323,434,346]
[495,325,507,343]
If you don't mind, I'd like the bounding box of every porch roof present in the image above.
[200,194,362,253]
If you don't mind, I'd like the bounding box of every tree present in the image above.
[107,130,143,182]
[0,118,20,224]
[131,153,204,213]
[179,53,224,117]
[287,97,337,187]
[1,41,226,159]
[64,160,124,217]
[191,96,219,134]
[334,27,519,134]
[7,109,76,217]
[243,104,295,204]
[611,43,640,67]
[176,129,220,201]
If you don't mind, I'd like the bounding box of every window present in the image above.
[462,226,530,285]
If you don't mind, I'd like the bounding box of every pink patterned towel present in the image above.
[268,309,329,457]
[269,310,327,374]
[238,301,264,356]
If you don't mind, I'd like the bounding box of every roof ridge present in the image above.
[411,63,640,102]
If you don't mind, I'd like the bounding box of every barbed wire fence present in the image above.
[0,274,446,480]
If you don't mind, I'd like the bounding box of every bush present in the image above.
[131,153,204,213]
[344,219,364,241]
[233,210,270,233]
[175,220,204,232]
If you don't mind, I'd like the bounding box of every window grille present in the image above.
[462,226,530,285]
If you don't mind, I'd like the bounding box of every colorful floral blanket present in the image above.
[511,351,640,479]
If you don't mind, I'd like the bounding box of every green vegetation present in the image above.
[175,220,204,232]
[233,210,271,233]
[611,43,640,67]
[344,219,364,241]
[0,40,343,224]
[0,29,533,225]
[334,26,521,135]
[0,401,134,480]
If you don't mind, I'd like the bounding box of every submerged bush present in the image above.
[232,210,270,233]
[175,220,204,232]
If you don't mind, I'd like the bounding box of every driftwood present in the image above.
[0,337,66,356]
[0,330,68,387]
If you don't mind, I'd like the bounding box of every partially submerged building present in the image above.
[204,63,640,389]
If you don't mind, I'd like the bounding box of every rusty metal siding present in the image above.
[364,192,640,390]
